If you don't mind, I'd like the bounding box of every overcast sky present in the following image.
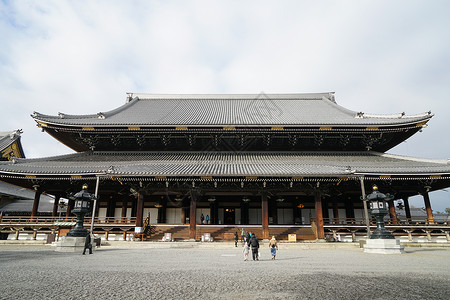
[1,1,449,211]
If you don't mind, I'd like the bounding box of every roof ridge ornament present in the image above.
[126,93,134,103]
[9,129,22,139]
[97,112,105,119]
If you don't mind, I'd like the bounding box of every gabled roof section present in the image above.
[0,130,25,160]
[31,93,433,127]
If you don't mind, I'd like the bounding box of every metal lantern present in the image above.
[365,185,395,239]
[67,184,96,237]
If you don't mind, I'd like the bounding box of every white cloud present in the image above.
[1,0,450,210]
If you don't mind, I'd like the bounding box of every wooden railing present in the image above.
[0,216,448,227]
[0,216,137,225]
[321,218,449,226]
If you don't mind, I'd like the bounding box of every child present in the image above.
[243,243,249,261]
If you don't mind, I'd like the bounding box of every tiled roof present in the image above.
[0,130,22,152]
[32,93,433,127]
[0,151,449,177]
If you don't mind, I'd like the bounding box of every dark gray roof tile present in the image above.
[32,93,432,127]
[0,151,449,177]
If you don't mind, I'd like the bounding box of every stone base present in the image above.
[364,239,405,254]
[55,236,93,253]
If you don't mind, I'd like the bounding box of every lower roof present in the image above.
[0,151,449,178]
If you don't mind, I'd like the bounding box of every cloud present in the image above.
[1,0,449,210]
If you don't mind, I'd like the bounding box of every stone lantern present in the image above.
[363,185,404,254]
[366,185,395,239]
[66,184,95,237]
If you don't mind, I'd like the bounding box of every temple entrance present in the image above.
[224,208,235,224]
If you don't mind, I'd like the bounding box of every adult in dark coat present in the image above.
[234,232,238,247]
[83,232,93,255]
[249,234,259,260]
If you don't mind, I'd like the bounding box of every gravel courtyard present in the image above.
[0,243,449,300]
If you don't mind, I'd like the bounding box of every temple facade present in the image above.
[0,93,449,242]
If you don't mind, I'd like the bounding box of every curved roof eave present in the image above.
[30,93,434,128]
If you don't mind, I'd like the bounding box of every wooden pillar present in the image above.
[269,197,277,225]
[332,198,340,224]
[181,198,187,224]
[241,200,249,225]
[30,189,42,219]
[189,191,197,240]
[65,199,74,220]
[345,196,355,223]
[106,196,115,218]
[388,200,398,224]
[314,189,325,240]
[403,196,411,222]
[322,198,329,224]
[135,191,144,232]
[423,192,434,224]
[52,194,60,217]
[214,200,219,225]
[131,197,137,218]
[209,200,215,225]
[159,197,167,223]
[121,199,127,221]
[261,192,269,240]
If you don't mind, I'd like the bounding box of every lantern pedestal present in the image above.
[364,239,404,254]
[54,236,94,253]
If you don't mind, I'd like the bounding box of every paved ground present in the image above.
[0,243,449,300]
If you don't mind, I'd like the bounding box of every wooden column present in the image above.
[189,191,197,240]
[30,189,42,219]
[241,201,249,225]
[181,198,187,224]
[388,200,398,224]
[106,196,115,218]
[209,200,215,225]
[65,199,74,220]
[121,199,127,221]
[332,198,340,224]
[314,189,325,240]
[345,196,355,222]
[261,192,269,240]
[52,194,60,217]
[131,197,137,218]
[423,192,434,224]
[135,191,144,231]
[322,198,329,224]
[403,196,411,222]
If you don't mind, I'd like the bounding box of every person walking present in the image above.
[249,234,259,260]
[205,215,210,224]
[201,213,205,224]
[82,231,93,255]
[234,231,239,247]
[269,236,278,260]
[240,228,245,243]
[243,243,250,261]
